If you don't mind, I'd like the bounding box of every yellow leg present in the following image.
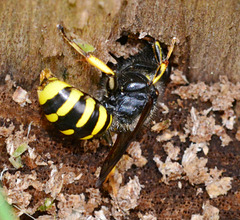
[103,166,116,184]
[103,166,118,196]
[152,60,169,85]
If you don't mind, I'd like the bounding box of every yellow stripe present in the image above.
[57,88,83,116]
[92,105,108,135]
[60,129,74,135]
[80,134,93,140]
[154,41,162,63]
[38,80,70,105]
[45,113,58,122]
[106,115,112,130]
[76,97,95,128]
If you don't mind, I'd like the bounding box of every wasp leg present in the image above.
[102,166,119,197]
[57,24,115,78]
[151,60,169,85]
[152,37,177,85]
[103,130,113,147]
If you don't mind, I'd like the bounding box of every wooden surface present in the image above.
[0,0,239,92]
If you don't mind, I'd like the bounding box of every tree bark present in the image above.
[0,0,239,92]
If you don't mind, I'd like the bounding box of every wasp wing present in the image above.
[96,96,154,187]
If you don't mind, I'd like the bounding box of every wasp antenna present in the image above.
[57,24,88,57]
[57,24,64,32]
[57,24,69,41]
[57,25,73,45]
[57,25,116,78]
[152,37,177,85]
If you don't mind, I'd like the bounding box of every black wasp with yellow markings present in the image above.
[38,24,175,187]
[38,69,112,140]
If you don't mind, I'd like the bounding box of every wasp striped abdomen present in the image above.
[38,69,112,140]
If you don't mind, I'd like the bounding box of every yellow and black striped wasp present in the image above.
[38,25,175,187]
